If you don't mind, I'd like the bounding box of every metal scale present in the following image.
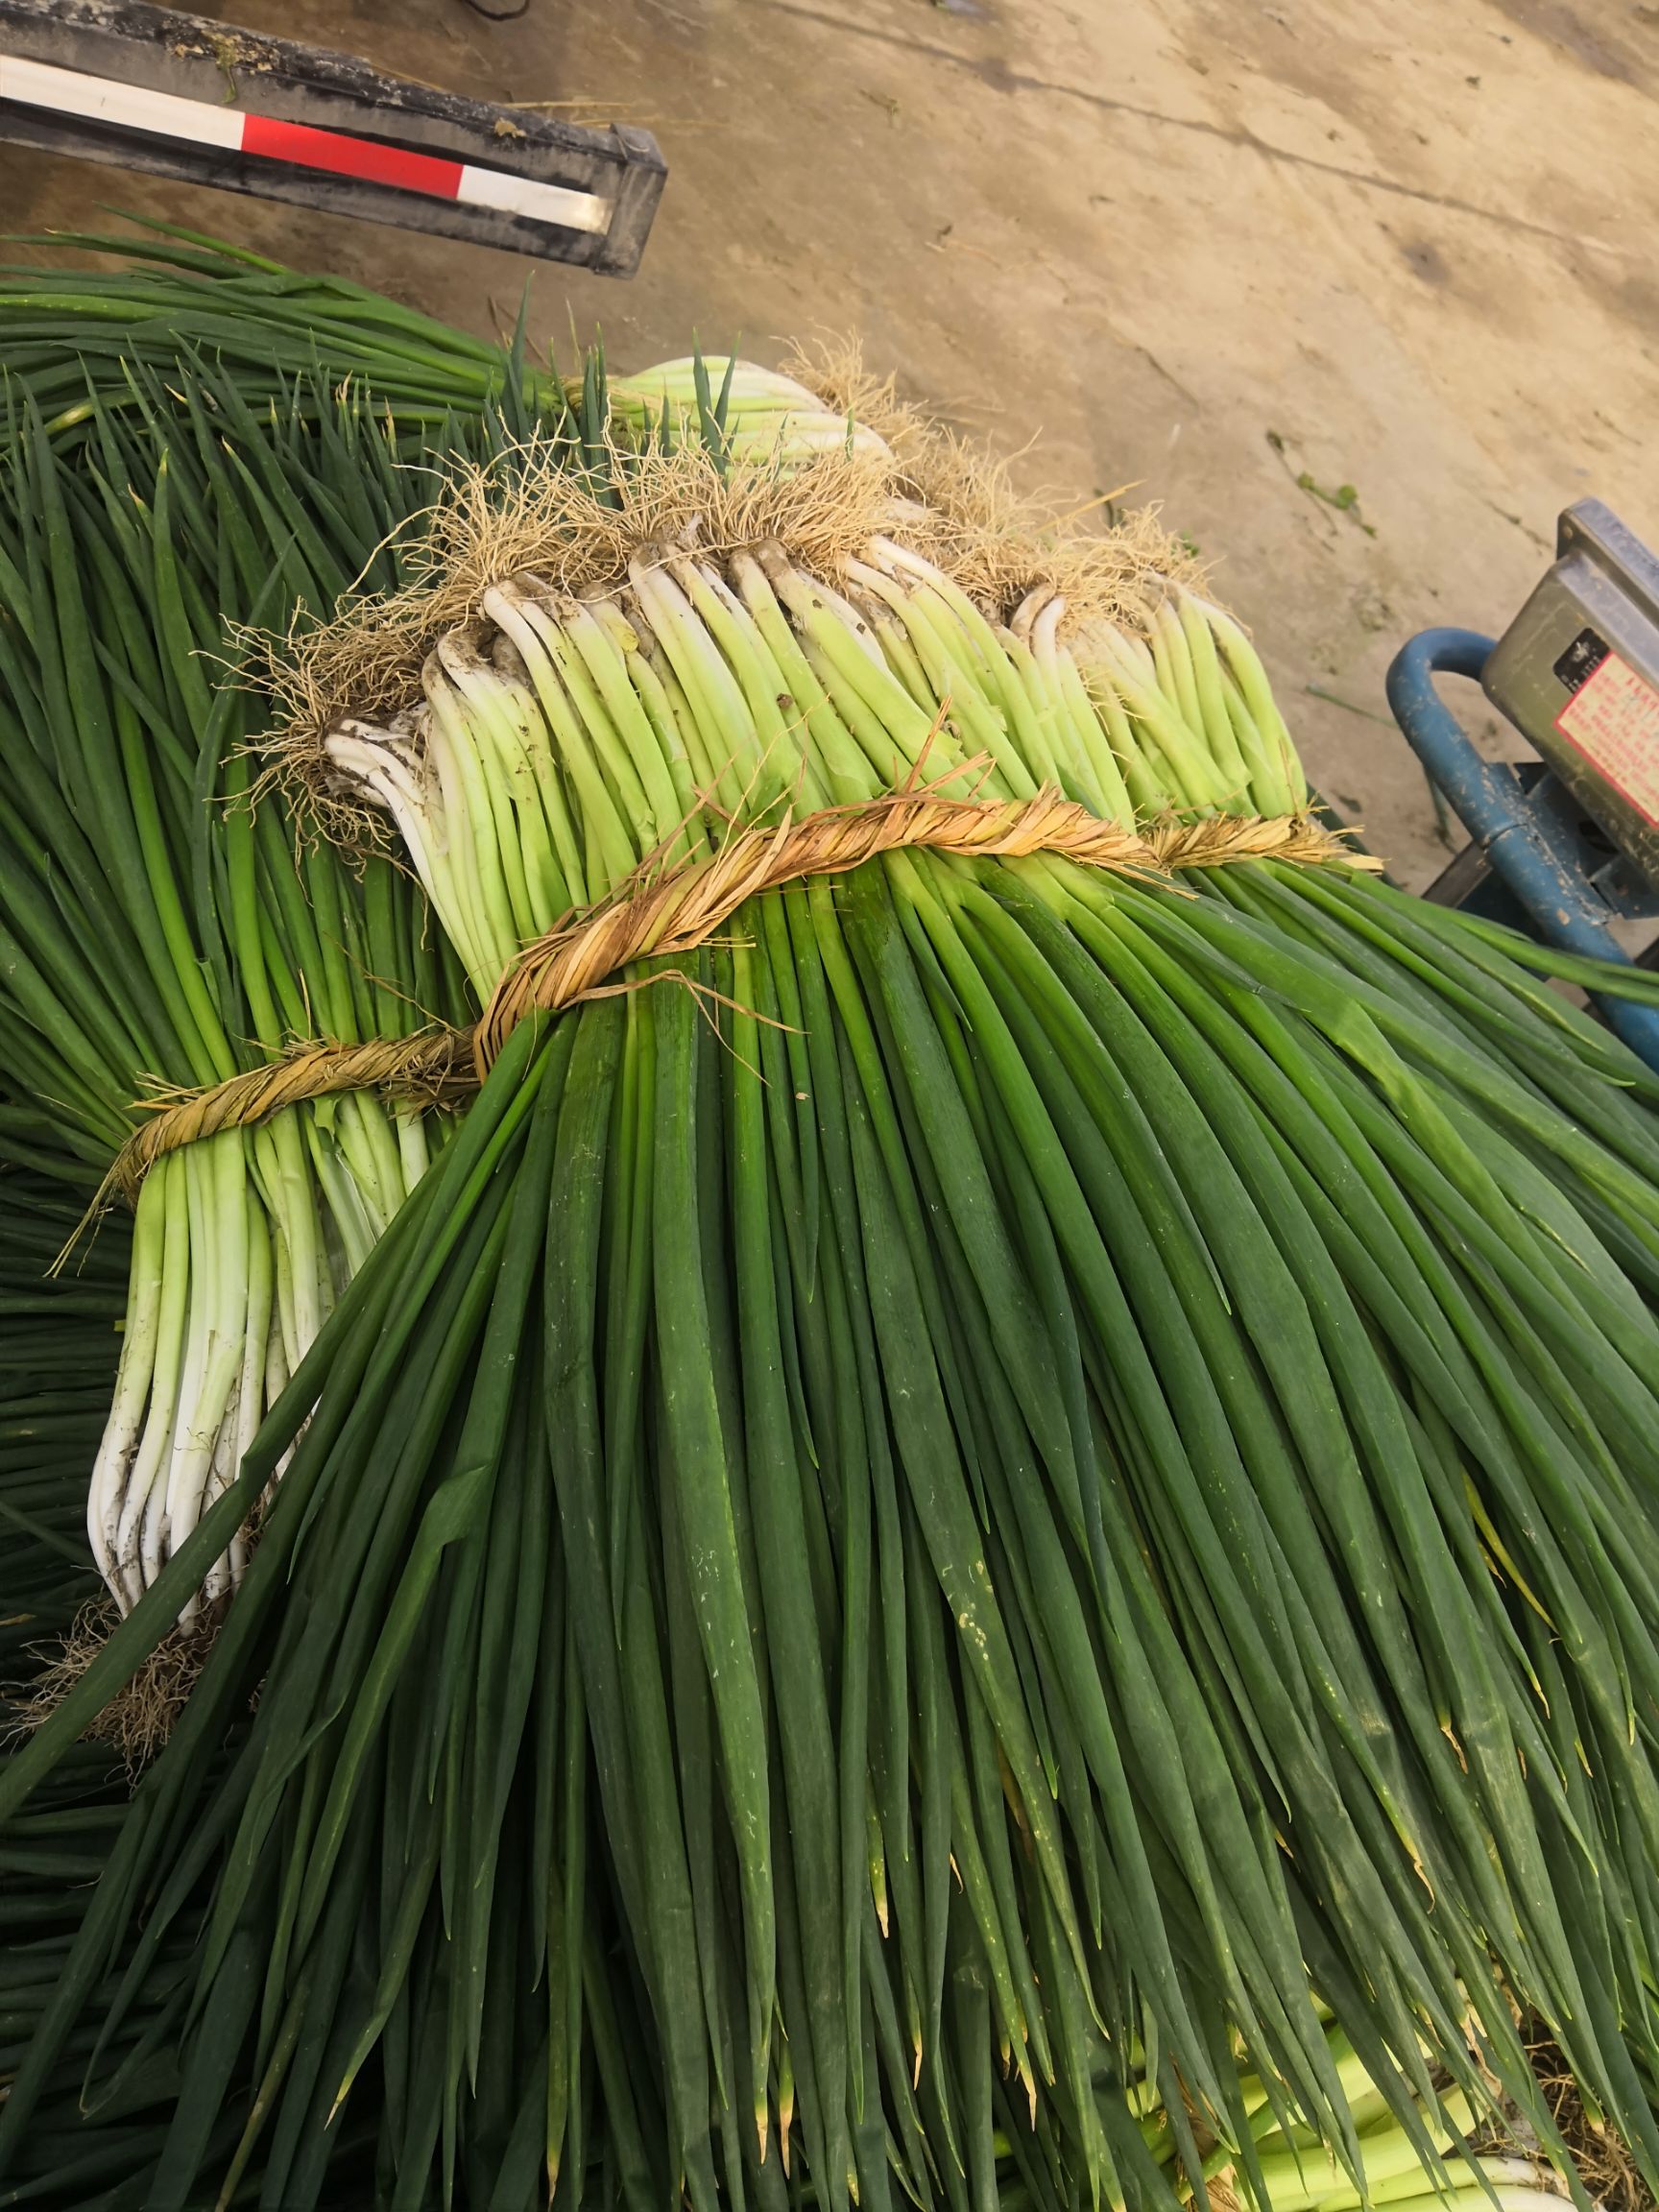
[1387,498,1659,1070]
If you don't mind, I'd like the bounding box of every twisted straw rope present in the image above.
[470,790,1364,1067]
[108,1034,476,1203]
[107,791,1373,1200]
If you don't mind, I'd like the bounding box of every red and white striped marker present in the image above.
[0,51,609,234]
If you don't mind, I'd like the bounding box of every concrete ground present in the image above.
[5,0,1657,884]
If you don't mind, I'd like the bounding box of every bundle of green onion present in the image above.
[6,237,1659,2212]
[266,492,1659,2212]
[0,355,498,1622]
[0,219,556,435]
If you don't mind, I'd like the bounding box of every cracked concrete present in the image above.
[4,0,1656,883]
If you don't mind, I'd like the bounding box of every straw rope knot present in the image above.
[105,1031,477,1206]
[105,794,1375,1197]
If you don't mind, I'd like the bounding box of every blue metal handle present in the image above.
[1385,627,1659,1070]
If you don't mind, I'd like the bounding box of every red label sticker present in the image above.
[1554,650,1659,828]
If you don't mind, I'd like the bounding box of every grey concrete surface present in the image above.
[5,0,1657,883]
